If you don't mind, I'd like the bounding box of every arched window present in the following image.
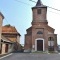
[37,31,43,34]
[48,37,54,51]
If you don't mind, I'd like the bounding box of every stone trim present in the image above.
[35,38,44,51]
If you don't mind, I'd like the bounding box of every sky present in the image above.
[0,0,60,45]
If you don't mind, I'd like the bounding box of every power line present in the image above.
[14,0,60,15]
[29,0,60,11]
[0,10,10,25]
[29,0,36,3]
[48,10,60,15]
[14,0,32,6]
[14,0,60,11]
[47,6,60,11]
[4,17,10,24]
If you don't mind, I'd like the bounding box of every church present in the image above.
[24,0,57,52]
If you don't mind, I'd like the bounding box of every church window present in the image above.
[48,37,54,51]
[37,9,41,14]
[37,31,43,34]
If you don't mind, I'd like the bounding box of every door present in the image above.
[37,40,43,51]
[0,44,2,54]
[5,44,8,53]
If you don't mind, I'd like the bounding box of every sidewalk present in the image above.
[0,53,13,59]
[0,53,10,57]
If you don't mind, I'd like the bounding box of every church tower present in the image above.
[24,0,57,52]
[32,0,47,25]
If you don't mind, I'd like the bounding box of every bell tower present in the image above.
[32,0,48,25]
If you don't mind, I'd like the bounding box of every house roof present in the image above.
[1,35,13,43]
[2,24,21,36]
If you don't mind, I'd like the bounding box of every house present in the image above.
[0,12,21,54]
[24,0,57,52]
[0,35,14,54]
[2,25,21,51]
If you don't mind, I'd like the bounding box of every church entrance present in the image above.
[35,38,44,51]
[37,40,43,51]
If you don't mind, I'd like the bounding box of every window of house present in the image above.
[1,39,3,42]
[37,9,41,14]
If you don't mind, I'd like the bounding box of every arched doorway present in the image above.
[35,38,44,51]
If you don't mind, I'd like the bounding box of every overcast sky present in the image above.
[0,0,60,45]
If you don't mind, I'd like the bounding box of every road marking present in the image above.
[0,53,13,59]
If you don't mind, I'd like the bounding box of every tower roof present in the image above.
[32,0,47,9]
[36,0,42,6]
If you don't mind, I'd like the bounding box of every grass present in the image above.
[32,51,58,54]
[32,51,47,54]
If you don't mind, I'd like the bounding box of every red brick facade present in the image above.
[24,0,57,52]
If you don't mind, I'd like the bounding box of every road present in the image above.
[0,53,60,60]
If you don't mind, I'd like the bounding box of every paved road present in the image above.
[0,53,60,60]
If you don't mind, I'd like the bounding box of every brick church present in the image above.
[24,0,57,52]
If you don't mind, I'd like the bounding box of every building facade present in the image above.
[24,0,57,52]
[2,25,21,51]
[0,35,14,54]
[0,12,21,54]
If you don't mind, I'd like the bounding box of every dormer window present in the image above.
[37,9,41,14]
